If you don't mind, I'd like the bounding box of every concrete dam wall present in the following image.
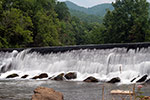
[0,42,150,54]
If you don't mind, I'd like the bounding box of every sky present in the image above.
[58,0,150,8]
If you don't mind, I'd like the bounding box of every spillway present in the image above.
[0,44,150,84]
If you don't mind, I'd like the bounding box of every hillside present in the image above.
[65,1,114,17]
[69,9,103,23]
[89,3,114,16]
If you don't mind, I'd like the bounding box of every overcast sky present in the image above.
[58,0,150,8]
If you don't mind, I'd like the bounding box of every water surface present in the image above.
[0,80,150,100]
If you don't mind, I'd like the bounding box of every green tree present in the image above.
[103,0,150,43]
[34,10,59,46]
[0,8,33,48]
[70,17,87,45]
[58,21,76,45]
[55,2,70,21]
[84,23,105,44]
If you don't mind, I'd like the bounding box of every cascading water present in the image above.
[0,47,150,84]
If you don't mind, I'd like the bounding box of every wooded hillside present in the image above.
[0,0,150,48]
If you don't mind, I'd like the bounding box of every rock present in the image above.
[21,75,29,78]
[32,76,39,79]
[131,77,137,82]
[145,79,150,84]
[38,73,48,79]
[107,77,121,83]
[136,75,148,83]
[6,73,19,78]
[49,75,55,79]
[143,96,150,100]
[52,73,64,81]
[64,72,77,80]
[83,76,99,82]
[131,75,140,82]
[32,87,63,100]
[32,73,48,79]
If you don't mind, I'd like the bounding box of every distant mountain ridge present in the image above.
[65,1,114,17]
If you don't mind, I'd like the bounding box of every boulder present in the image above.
[32,87,63,100]
[32,73,48,79]
[131,77,137,82]
[83,76,99,82]
[52,73,64,81]
[6,73,19,78]
[49,75,55,79]
[21,75,29,79]
[107,77,121,83]
[131,75,140,82]
[32,76,39,79]
[145,79,150,84]
[136,75,148,83]
[38,73,48,79]
[143,96,150,100]
[64,72,77,80]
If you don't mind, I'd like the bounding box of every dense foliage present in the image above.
[69,9,103,23]
[0,0,150,48]
[103,0,150,43]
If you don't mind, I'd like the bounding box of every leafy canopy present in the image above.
[103,0,150,43]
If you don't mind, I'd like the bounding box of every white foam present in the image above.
[0,48,150,84]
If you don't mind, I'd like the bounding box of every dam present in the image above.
[0,43,150,84]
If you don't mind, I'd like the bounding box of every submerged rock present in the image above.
[6,73,19,78]
[64,72,77,80]
[48,75,55,79]
[145,79,150,84]
[107,77,121,83]
[38,73,48,79]
[52,73,64,81]
[131,77,137,82]
[131,75,140,82]
[32,73,48,79]
[83,76,99,82]
[32,87,63,100]
[136,75,148,83]
[21,75,29,79]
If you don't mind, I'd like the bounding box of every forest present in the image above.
[0,0,150,48]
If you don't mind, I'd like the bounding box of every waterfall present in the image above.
[0,47,150,83]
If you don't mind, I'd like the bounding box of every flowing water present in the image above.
[0,47,150,100]
[0,48,150,83]
[0,80,150,100]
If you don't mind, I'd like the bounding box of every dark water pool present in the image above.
[0,80,150,100]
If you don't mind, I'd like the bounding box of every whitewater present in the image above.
[0,47,150,84]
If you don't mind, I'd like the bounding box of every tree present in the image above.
[84,23,105,44]
[103,0,150,43]
[70,16,87,45]
[58,21,76,45]
[29,0,61,46]
[55,2,70,21]
[34,10,59,46]
[0,8,33,48]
